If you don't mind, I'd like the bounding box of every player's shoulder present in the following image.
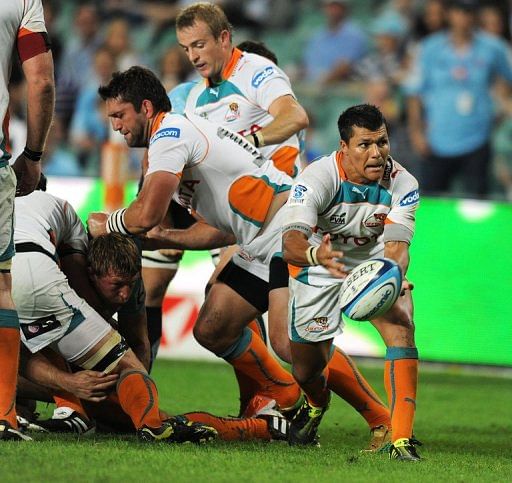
[384,157,419,205]
[235,52,286,87]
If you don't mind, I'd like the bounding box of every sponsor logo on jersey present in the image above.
[382,159,393,181]
[399,189,419,206]
[252,66,274,87]
[21,315,60,341]
[305,317,329,333]
[364,212,387,228]
[150,127,181,144]
[352,186,369,198]
[224,102,240,122]
[330,213,346,225]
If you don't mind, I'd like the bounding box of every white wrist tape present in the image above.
[106,208,129,235]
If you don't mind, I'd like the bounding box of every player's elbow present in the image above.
[295,108,309,131]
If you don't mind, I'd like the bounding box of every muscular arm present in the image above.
[144,219,236,250]
[258,95,309,146]
[283,229,346,278]
[22,50,55,151]
[20,348,118,402]
[384,240,410,276]
[124,171,179,234]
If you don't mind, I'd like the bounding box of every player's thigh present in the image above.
[195,281,261,352]
[268,256,292,362]
[141,250,182,305]
[0,271,14,309]
[370,290,415,347]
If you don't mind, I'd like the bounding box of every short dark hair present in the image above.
[98,66,171,112]
[337,104,388,143]
[237,40,278,65]
[176,3,233,40]
[88,233,141,278]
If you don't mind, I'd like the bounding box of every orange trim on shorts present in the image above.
[228,176,274,226]
[271,146,299,177]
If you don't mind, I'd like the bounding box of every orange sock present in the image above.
[184,412,269,441]
[117,370,162,429]
[0,322,20,428]
[384,347,418,442]
[233,322,265,414]
[44,350,86,417]
[327,348,390,428]
[224,328,300,410]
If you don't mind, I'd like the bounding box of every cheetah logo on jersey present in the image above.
[150,127,181,145]
[399,189,419,206]
[252,66,274,87]
[225,102,240,122]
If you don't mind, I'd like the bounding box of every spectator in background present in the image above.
[55,4,102,129]
[159,45,195,92]
[42,0,63,77]
[479,3,510,40]
[103,18,142,71]
[302,0,368,85]
[410,0,447,43]
[43,118,82,177]
[69,47,115,175]
[404,0,512,198]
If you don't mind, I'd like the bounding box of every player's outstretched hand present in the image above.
[12,154,41,196]
[87,212,108,238]
[317,234,348,279]
[63,370,118,402]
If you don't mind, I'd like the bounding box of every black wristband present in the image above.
[23,147,43,162]
[251,133,260,148]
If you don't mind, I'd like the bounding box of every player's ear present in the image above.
[141,99,154,119]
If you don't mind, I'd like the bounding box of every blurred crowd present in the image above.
[8,0,512,200]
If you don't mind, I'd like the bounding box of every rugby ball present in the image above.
[340,258,402,321]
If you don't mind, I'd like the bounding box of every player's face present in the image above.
[106,98,150,147]
[340,124,390,184]
[92,270,139,310]
[177,21,231,82]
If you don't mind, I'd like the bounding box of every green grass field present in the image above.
[2,359,511,482]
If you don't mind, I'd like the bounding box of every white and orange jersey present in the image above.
[182,48,301,178]
[0,0,47,161]
[146,111,292,246]
[283,152,419,286]
[14,191,88,258]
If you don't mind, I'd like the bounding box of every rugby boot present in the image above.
[241,395,277,419]
[0,420,32,441]
[360,424,392,453]
[138,416,217,444]
[288,398,328,446]
[389,437,422,461]
[37,407,95,435]
[246,395,290,442]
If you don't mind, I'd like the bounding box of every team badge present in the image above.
[224,102,240,122]
[364,213,387,228]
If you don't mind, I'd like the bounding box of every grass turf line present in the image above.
[2,359,511,482]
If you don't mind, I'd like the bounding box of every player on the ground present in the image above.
[11,189,217,444]
[0,0,54,440]
[89,67,394,453]
[281,104,421,460]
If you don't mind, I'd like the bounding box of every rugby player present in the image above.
[0,0,54,440]
[282,104,421,460]
[11,189,217,444]
[89,67,393,453]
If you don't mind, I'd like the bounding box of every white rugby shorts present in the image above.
[288,277,345,343]
[11,252,111,362]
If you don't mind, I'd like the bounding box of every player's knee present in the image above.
[292,363,324,387]
[193,315,229,353]
[269,331,291,363]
